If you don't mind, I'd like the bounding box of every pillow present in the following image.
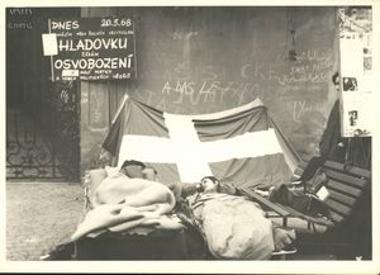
[104,165,120,178]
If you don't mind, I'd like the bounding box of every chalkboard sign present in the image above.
[47,16,136,81]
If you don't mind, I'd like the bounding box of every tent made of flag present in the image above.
[103,96,301,189]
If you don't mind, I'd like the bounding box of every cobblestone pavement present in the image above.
[6,182,85,261]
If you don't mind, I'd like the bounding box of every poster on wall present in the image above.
[338,7,373,137]
[42,16,136,81]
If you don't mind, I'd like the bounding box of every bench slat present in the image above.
[326,179,362,198]
[328,189,357,206]
[325,199,352,216]
[324,160,371,179]
[324,169,368,189]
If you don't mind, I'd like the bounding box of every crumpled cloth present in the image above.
[71,175,183,241]
[188,193,275,260]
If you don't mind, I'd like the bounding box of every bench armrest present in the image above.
[238,186,335,229]
[238,187,290,225]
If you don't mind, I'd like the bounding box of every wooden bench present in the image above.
[239,160,371,232]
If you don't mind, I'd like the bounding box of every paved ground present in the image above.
[6,182,84,261]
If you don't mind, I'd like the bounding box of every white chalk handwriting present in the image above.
[289,99,326,123]
[8,8,33,16]
[241,48,334,86]
[161,80,262,106]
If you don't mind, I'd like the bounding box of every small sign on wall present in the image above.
[42,33,58,56]
[338,7,373,137]
[42,17,137,81]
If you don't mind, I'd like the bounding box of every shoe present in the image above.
[272,245,297,256]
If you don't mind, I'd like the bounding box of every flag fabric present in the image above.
[103,96,300,189]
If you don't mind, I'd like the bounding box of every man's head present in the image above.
[200,176,220,193]
[142,166,158,181]
[120,160,146,178]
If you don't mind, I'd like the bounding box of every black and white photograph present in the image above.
[342,77,359,91]
[348,110,359,126]
[1,1,379,274]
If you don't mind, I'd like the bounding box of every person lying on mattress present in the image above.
[71,160,183,241]
[94,160,174,213]
[181,176,296,260]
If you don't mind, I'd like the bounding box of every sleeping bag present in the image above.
[189,193,275,259]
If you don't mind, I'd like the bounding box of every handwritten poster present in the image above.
[338,7,373,137]
[45,17,136,81]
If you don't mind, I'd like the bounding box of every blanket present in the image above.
[71,173,183,241]
[189,193,275,260]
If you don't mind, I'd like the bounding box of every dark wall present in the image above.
[6,8,82,181]
[7,8,80,110]
[81,7,339,170]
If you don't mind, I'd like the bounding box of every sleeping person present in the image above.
[95,160,176,215]
[71,160,182,241]
[185,176,296,260]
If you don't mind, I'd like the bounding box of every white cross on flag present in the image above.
[103,96,299,189]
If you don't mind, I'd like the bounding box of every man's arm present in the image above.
[177,181,238,198]
[164,181,200,199]
[218,182,238,195]
[181,182,201,197]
